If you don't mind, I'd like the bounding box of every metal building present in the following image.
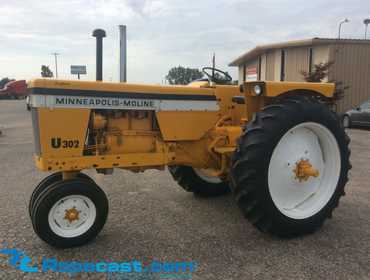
[229,38,370,112]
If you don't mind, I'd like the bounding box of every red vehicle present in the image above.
[0,80,27,99]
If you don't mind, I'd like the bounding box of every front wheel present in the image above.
[29,172,93,218]
[31,178,108,248]
[231,97,351,237]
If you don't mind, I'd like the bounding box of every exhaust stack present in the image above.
[92,29,106,81]
[119,25,127,82]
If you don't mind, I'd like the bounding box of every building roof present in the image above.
[229,38,370,66]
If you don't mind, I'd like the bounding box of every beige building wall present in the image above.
[238,53,274,82]
[232,39,370,113]
[312,45,329,65]
[245,59,258,81]
[238,59,258,83]
[273,49,282,81]
[312,45,330,82]
[238,65,244,84]
[329,43,370,112]
[285,47,310,82]
[238,45,331,83]
[265,51,275,81]
[260,53,267,81]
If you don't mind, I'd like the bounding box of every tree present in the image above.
[300,61,348,105]
[41,65,53,78]
[300,61,334,83]
[0,77,14,89]
[165,66,203,85]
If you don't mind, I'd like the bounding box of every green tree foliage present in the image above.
[0,77,14,89]
[166,66,203,85]
[41,65,53,78]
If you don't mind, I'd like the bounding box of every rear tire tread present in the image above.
[168,166,230,197]
[231,97,351,237]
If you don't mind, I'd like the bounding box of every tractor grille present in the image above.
[31,108,41,156]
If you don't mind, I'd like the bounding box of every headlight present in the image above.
[253,84,262,95]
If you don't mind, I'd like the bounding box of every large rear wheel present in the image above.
[231,97,351,237]
[168,166,230,197]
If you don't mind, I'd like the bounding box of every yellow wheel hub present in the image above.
[64,207,80,223]
[294,159,320,182]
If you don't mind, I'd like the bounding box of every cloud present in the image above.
[0,0,369,83]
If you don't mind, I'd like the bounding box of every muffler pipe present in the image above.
[92,29,106,81]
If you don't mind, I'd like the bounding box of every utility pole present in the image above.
[51,52,60,78]
[212,52,215,79]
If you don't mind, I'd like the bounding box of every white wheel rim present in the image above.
[194,168,222,184]
[268,122,341,220]
[343,116,349,128]
[48,195,96,238]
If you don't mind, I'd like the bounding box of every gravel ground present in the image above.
[0,100,369,280]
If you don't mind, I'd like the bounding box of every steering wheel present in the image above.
[202,67,232,84]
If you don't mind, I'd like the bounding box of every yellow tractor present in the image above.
[27,35,350,248]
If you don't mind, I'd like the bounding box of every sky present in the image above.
[0,0,369,84]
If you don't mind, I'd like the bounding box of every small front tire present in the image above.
[31,178,108,248]
[29,172,93,218]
